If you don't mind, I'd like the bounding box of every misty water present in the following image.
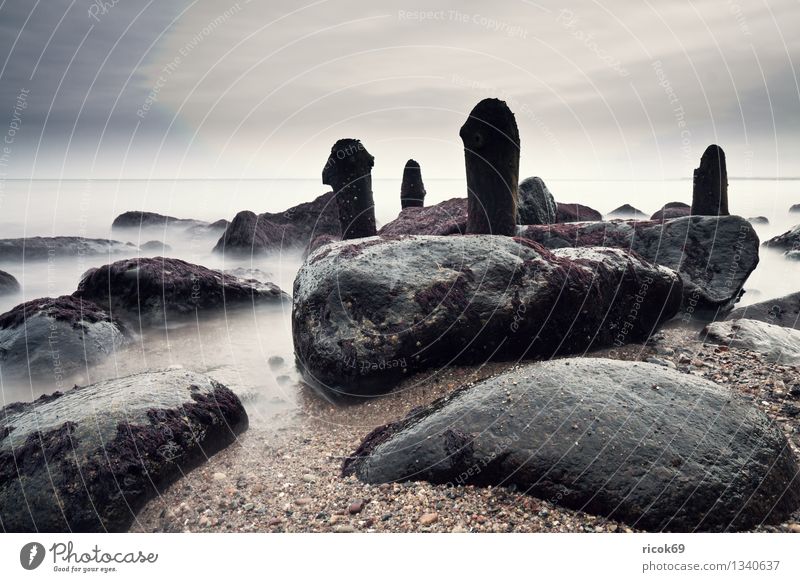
[0,178,798,418]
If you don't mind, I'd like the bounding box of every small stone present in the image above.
[302,474,317,483]
[242,503,255,511]
[268,518,282,526]
[787,523,800,533]
[294,497,314,506]
[212,472,227,481]
[334,524,356,533]
[348,500,365,514]
[419,512,438,526]
[199,516,212,527]
[268,355,285,369]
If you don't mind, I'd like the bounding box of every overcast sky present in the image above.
[0,0,798,180]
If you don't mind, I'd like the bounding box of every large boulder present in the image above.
[140,240,172,253]
[74,257,288,325]
[703,319,800,365]
[293,235,681,396]
[0,237,135,262]
[111,211,227,235]
[517,215,760,318]
[608,204,647,218]
[378,198,467,236]
[651,202,690,221]
[0,270,20,295]
[726,291,800,330]
[343,358,800,532]
[0,369,248,532]
[213,192,340,255]
[0,296,130,381]
[763,224,800,251]
[517,177,556,225]
[556,202,602,223]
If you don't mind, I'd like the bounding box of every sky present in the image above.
[0,0,798,180]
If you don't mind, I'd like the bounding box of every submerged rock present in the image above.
[651,202,690,221]
[0,369,248,532]
[517,177,556,225]
[517,215,760,318]
[140,240,172,253]
[692,144,729,216]
[786,250,800,261]
[112,211,226,234]
[790,204,800,214]
[378,198,468,236]
[213,192,340,256]
[608,204,647,218]
[343,358,800,532]
[293,235,681,396]
[0,237,135,262]
[74,257,288,324]
[704,319,800,365]
[748,216,769,225]
[556,202,602,223]
[0,270,20,295]
[0,296,130,380]
[726,291,800,330]
[763,224,800,251]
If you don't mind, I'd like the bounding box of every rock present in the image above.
[607,204,647,218]
[400,159,426,208]
[763,224,800,251]
[322,139,377,240]
[517,215,760,318]
[0,296,131,381]
[748,216,769,225]
[650,202,690,221]
[703,319,800,365]
[268,355,285,369]
[74,257,288,325]
[419,513,438,526]
[785,250,800,261]
[212,472,228,481]
[645,356,676,369]
[790,204,800,214]
[342,358,800,532]
[517,177,557,225]
[293,235,681,396]
[113,211,188,229]
[348,500,365,514]
[140,240,172,253]
[556,202,602,223]
[0,369,248,532]
[378,198,468,237]
[692,145,729,216]
[0,270,20,295]
[461,99,520,236]
[224,267,274,284]
[213,192,341,255]
[726,291,800,330]
[0,237,135,262]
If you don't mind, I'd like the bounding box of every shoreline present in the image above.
[133,325,800,533]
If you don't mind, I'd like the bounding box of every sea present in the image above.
[0,178,797,421]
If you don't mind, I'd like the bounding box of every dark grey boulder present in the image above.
[0,270,20,296]
[0,237,135,262]
[763,224,800,251]
[111,211,226,235]
[74,257,288,325]
[786,250,800,261]
[651,202,690,221]
[704,319,800,365]
[0,296,131,381]
[343,358,800,532]
[790,204,800,214]
[400,159,426,209]
[517,215,760,318]
[0,369,248,532]
[608,204,647,218]
[378,198,467,237]
[213,192,340,256]
[517,177,557,225]
[556,202,602,223]
[726,291,800,330]
[293,235,681,396]
[748,216,769,225]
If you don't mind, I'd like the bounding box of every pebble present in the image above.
[419,513,439,526]
[212,472,228,482]
[334,524,356,533]
[294,497,314,506]
[302,474,317,483]
[348,500,365,514]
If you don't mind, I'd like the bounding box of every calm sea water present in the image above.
[0,178,797,409]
